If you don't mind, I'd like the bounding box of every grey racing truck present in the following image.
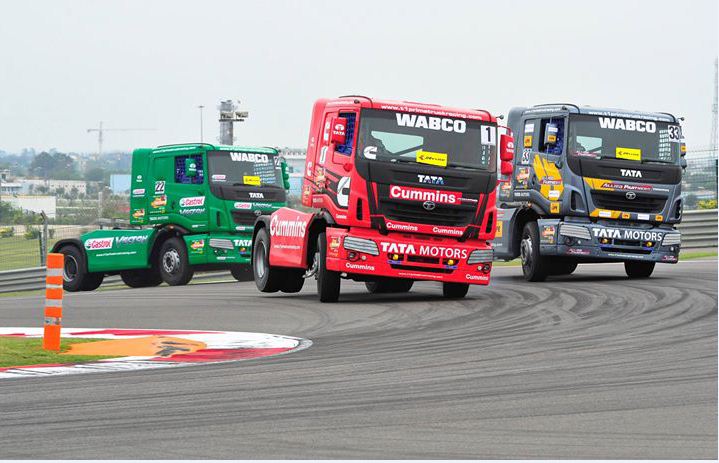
[493,103,686,280]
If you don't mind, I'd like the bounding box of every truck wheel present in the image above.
[625,261,655,279]
[281,269,305,293]
[365,279,414,294]
[442,282,469,299]
[58,245,103,292]
[158,237,194,286]
[120,268,162,288]
[520,222,549,282]
[230,264,253,282]
[253,227,283,293]
[549,259,578,276]
[316,233,340,302]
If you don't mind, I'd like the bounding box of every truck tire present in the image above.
[58,245,104,292]
[548,259,578,276]
[520,222,549,282]
[120,268,162,288]
[365,279,414,294]
[625,261,655,279]
[230,264,253,282]
[442,282,469,299]
[281,269,305,293]
[316,233,340,302]
[253,227,283,293]
[158,237,194,286]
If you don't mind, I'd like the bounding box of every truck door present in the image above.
[166,152,209,231]
[518,117,566,213]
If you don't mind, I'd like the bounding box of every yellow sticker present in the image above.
[550,202,560,214]
[547,134,557,143]
[621,212,631,219]
[243,175,261,186]
[416,150,447,167]
[655,214,664,222]
[680,144,687,154]
[524,135,533,148]
[495,221,503,238]
[616,147,641,161]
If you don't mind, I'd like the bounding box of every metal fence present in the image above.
[0,224,98,272]
[676,209,718,249]
[683,149,718,209]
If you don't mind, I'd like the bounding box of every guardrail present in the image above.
[677,209,717,249]
[0,269,237,294]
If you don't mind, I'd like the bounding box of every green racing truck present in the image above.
[52,143,290,291]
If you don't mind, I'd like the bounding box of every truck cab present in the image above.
[493,104,685,280]
[54,143,290,291]
[252,96,512,302]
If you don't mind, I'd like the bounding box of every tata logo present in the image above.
[625,192,637,200]
[422,200,436,211]
[249,192,264,199]
[620,169,642,178]
[418,174,444,185]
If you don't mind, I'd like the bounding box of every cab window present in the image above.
[538,118,565,155]
[175,154,204,184]
[335,112,356,155]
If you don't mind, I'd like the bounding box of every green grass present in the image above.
[0,336,116,368]
[0,236,70,271]
[680,250,718,260]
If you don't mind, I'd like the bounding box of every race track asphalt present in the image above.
[0,260,716,459]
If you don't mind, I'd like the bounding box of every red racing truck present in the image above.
[251,96,514,302]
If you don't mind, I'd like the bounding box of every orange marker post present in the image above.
[43,253,64,351]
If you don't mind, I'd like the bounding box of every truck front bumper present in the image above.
[537,219,681,263]
[324,228,494,285]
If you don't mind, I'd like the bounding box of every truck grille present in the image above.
[591,191,666,214]
[231,210,258,226]
[379,200,476,227]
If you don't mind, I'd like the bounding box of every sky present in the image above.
[0,0,717,154]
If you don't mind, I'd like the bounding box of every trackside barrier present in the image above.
[43,253,64,351]
[676,209,718,249]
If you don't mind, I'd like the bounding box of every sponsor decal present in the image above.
[85,237,114,250]
[600,182,652,192]
[243,176,261,186]
[389,185,462,205]
[418,174,445,185]
[319,145,328,165]
[495,221,503,238]
[616,147,641,161]
[550,202,560,214]
[379,242,468,260]
[523,135,533,148]
[465,273,489,282]
[655,214,664,222]
[662,255,678,262]
[620,168,642,178]
[132,209,145,219]
[344,262,376,271]
[622,212,631,219]
[269,215,306,238]
[598,117,656,133]
[249,192,264,199]
[598,210,612,218]
[540,178,562,186]
[154,181,165,194]
[179,196,205,207]
[149,215,169,222]
[416,150,448,167]
[515,167,530,187]
[514,190,530,199]
[116,235,149,245]
[567,248,590,255]
[593,228,663,241]
[230,152,269,163]
[548,190,561,200]
[395,113,466,133]
[329,237,340,250]
[431,226,464,236]
[190,239,204,252]
[234,202,252,210]
[212,174,226,182]
[151,195,167,209]
[385,221,419,232]
[520,148,531,165]
[180,207,205,215]
[541,225,556,244]
[363,146,377,159]
[132,188,145,196]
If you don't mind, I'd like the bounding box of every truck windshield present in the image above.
[568,115,681,164]
[357,108,496,170]
[207,150,282,187]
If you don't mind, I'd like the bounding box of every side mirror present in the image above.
[185,157,197,177]
[680,142,687,157]
[499,134,515,162]
[330,117,347,145]
[500,160,513,176]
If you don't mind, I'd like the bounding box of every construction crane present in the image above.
[87,122,155,158]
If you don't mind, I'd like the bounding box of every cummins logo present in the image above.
[389,185,462,205]
[396,113,467,133]
[269,215,306,237]
[598,117,656,133]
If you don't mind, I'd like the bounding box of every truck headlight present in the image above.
[662,233,681,246]
[559,224,591,241]
[467,249,494,264]
[343,236,379,256]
